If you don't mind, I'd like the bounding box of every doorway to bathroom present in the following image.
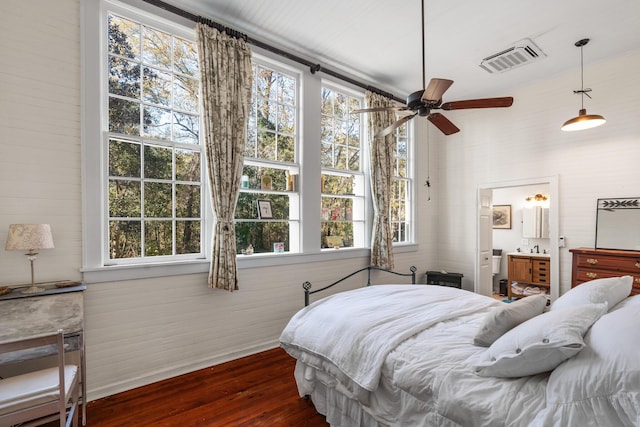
[475,176,559,302]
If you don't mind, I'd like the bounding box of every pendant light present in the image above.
[561,38,606,131]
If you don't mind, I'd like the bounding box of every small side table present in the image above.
[0,281,87,425]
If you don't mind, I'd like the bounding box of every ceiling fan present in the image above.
[355,0,514,137]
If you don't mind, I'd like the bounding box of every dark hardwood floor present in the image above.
[81,348,328,426]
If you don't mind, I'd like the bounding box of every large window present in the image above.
[106,11,202,262]
[391,123,412,243]
[234,62,299,254]
[320,85,364,249]
[84,0,416,281]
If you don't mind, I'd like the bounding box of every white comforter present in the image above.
[280,285,497,395]
[280,284,549,426]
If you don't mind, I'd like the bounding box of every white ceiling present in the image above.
[165,0,640,102]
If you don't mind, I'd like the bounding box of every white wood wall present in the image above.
[1,0,638,401]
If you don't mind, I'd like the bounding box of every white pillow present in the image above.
[473,295,548,347]
[609,294,640,312]
[550,276,632,311]
[535,304,640,425]
[473,303,607,378]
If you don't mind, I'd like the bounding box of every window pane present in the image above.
[143,105,172,140]
[175,149,200,181]
[278,74,295,105]
[321,175,354,195]
[321,197,353,221]
[142,26,171,70]
[144,182,172,217]
[174,37,198,77]
[235,221,289,254]
[109,139,140,177]
[176,220,200,254]
[109,220,141,259]
[321,142,333,168]
[109,97,140,135]
[143,67,171,107]
[277,105,295,134]
[321,222,353,248]
[173,112,199,144]
[174,75,199,113]
[108,14,140,60]
[176,184,200,218]
[144,145,172,179]
[109,56,140,98]
[236,193,290,220]
[277,135,295,162]
[109,180,141,217]
[348,148,360,171]
[144,220,172,256]
[257,130,276,160]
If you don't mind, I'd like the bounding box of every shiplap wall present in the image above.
[0,0,434,400]
[1,0,638,402]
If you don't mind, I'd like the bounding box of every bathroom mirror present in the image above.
[522,206,549,239]
[595,197,640,250]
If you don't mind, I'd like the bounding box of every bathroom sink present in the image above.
[508,251,550,258]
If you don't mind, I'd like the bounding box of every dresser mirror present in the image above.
[595,197,640,250]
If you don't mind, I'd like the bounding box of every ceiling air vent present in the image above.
[479,38,546,73]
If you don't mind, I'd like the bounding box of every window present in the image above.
[234,62,299,254]
[84,0,416,282]
[391,123,412,243]
[106,11,202,263]
[320,85,364,249]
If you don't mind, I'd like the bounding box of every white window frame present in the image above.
[235,56,301,256]
[319,82,367,250]
[82,0,417,283]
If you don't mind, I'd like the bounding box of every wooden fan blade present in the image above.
[441,97,514,110]
[428,113,460,135]
[375,113,417,138]
[352,106,409,114]
[421,78,454,103]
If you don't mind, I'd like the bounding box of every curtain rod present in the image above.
[142,0,405,103]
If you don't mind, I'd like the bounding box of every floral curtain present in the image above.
[196,24,252,291]
[366,91,396,269]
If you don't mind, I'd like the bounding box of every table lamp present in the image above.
[5,224,55,294]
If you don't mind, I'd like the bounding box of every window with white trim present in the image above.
[106,11,203,263]
[234,62,300,254]
[391,123,412,243]
[320,85,365,249]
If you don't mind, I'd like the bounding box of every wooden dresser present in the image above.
[570,248,640,295]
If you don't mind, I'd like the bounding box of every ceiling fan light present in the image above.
[561,108,606,131]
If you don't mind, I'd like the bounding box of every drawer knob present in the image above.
[635,262,640,269]
[586,258,598,265]
[586,272,598,279]
[635,278,640,284]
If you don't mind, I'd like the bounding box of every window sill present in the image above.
[81,244,418,283]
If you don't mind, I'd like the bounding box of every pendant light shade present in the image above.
[561,38,606,131]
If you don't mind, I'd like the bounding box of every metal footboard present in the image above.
[303,265,417,306]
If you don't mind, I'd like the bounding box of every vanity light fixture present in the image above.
[561,38,606,131]
[525,194,548,203]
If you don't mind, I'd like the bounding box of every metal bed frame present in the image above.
[303,265,417,306]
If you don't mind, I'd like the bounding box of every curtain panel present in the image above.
[366,91,396,269]
[196,24,253,291]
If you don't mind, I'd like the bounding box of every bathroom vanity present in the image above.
[507,253,550,299]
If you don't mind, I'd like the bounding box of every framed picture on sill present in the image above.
[257,199,273,219]
[492,205,511,229]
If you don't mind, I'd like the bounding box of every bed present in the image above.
[280,267,640,426]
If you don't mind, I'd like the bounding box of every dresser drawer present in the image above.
[575,268,640,291]
[575,253,640,273]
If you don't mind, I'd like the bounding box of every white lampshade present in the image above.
[5,224,55,251]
